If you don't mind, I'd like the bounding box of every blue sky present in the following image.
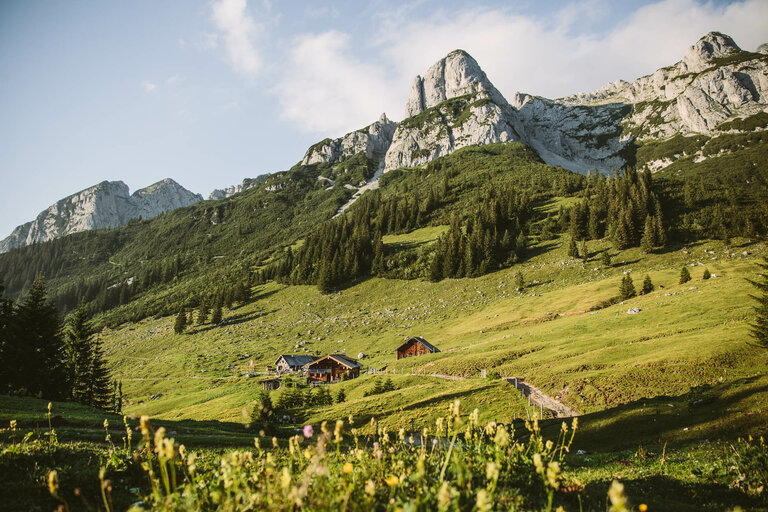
[1,0,766,238]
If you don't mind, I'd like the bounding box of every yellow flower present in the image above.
[386,475,399,486]
[342,462,354,474]
[47,470,59,494]
[638,505,648,512]
[365,479,376,496]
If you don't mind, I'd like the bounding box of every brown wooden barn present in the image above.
[396,337,440,360]
[304,354,362,383]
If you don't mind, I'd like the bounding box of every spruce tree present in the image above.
[211,303,223,324]
[601,251,612,267]
[336,388,346,403]
[640,215,655,253]
[619,274,636,300]
[515,271,525,292]
[197,300,209,324]
[64,302,93,403]
[0,276,16,393]
[679,266,692,284]
[568,238,579,259]
[579,239,588,260]
[641,275,654,295]
[13,277,66,398]
[174,306,187,334]
[748,257,768,349]
[702,268,711,280]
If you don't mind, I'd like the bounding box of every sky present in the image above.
[1,0,767,239]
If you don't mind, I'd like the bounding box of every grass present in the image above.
[89,232,768,451]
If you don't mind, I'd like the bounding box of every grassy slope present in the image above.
[96,228,768,451]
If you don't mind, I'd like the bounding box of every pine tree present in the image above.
[568,238,579,259]
[641,275,654,295]
[601,251,612,267]
[211,303,223,324]
[679,266,692,284]
[174,306,187,334]
[579,239,588,260]
[336,388,346,404]
[619,274,636,300]
[250,390,273,423]
[64,302,93,403]
[13,277,66,398]
[515,271,525,292]
[748,257,768,349]
[640,215,655,253]
[702,268,711,280]
[197,300,209,324]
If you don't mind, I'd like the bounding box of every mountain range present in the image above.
[2,31,766,253]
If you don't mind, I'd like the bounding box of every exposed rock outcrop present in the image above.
[0,179,202,253]
[559,32,768,139]
[301,113,397,166]
[208,175,270,200]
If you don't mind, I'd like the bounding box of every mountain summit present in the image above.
[404,49,508,117]
[0,179,202,253]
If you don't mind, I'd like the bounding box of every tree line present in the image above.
[0,274,117,409]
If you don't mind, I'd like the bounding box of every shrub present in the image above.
[703,268,711,280]
[680,266,692,284]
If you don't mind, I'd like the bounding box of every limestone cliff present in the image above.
[0,179,202,253]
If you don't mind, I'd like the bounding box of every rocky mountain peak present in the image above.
[0,178,202,253]
[405,49,507,117]
[682,31,741,72]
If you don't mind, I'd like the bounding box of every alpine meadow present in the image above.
[1,4,768,511]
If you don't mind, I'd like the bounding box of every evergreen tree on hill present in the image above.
[641,275,654,295]
[13,277,66,399]
[748,257,768,350]
[64,302,93,403]
[680,266,692,284]
[211,302,223,325]
[174,306,187,334]
[619,274,636,300]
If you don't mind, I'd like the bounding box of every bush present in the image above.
[731,436,768,498]
[703,268,711,280]
[680,266,692,284]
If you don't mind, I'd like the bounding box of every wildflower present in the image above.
[572,417,579,430]
[254,438,261,450]
[607,480,627,511]
[385,475,399,486]
[303,424,314,438]
[475,489,492,512]
[561,421,568,433]
[494,426,510,448]
[373,442,382,460]
[321,421,329,434]
[103,419,109,429]
[486,461,499,482]
[533,453,544,474]
[437,482,452,509]
[546,440,553,451]
[280,467,291,489]
[639,505,648,512]
[470,408,479,427]
[546,461,561,489]
[178,444,186,460]
[342,462,354,474]
[47,402,52,413]
[154,427,166,449]
[335,420,344,442]
[47,470,59,494]
[9,420,16,430]
[140,415,151,436]
[365,479,376,496]
[398,427,405,442]
[272,437,279,449]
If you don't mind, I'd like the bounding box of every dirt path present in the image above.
[506,378,579,418]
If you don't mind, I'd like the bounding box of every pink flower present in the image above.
[303,425,314,438]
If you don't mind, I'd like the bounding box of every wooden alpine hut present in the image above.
[396,337,440,360]
[304,354,362,383]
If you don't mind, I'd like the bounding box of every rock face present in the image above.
[559,32,768,139]
[385,50,521,171]
[301,113,397,166]
[294,31,766,188]
[384,32,768,174]
[208,175,270,200]
[0,179,202,253]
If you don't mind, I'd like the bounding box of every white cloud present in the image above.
[211,0,263,75]
[274,31,403,135]
[143,81,157,93]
